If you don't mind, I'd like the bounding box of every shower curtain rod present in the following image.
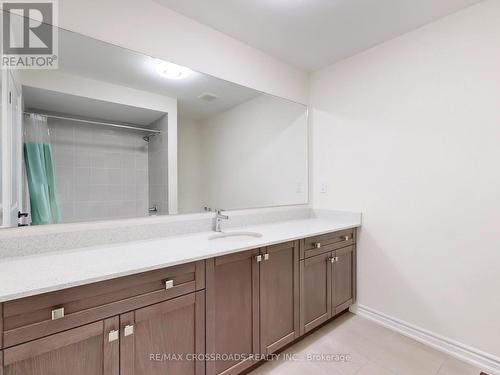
[23,112,162,134]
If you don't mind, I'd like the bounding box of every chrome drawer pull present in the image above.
[264,253,269,261]
[344,236,350,241]
[108,330,119,342]
[328,257,339,263]
[124,324,134,337]
[51,307,65,320]
[256,255,263,262]
[165,279,174,290]
[313,242,321,249]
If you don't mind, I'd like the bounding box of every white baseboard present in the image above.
[350,304,500,375]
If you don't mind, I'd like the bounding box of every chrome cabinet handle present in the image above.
[165,279,174,290]
[334,256,339,262]
[51,307,65,320]
[108,330,119,342]
[313,242,321,249]
[264,253,269,261]
[328,257,334,263]
[256,255,263,262]
[124,324,134,337]
[344,236,350,241]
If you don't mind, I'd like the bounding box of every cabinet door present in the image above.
[120,291,205,375]
[299,251,332,335]
[2,318,118,375]
[260,241,299,355]
[333,246,355,314]
[206,249,260,375]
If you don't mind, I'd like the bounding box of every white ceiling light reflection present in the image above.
[155,60,193,80]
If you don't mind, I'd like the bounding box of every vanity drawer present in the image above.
[300,229,356,259]
[2,260,205,348]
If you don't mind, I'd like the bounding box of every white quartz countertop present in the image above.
[0,216,360,302]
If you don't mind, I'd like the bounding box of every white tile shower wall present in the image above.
[48,118,149,223]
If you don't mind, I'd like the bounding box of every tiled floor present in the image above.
[249,312,483,375]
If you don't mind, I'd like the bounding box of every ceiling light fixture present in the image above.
[155,60,192,80]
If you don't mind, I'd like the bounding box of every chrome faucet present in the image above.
[149,204,159,215]
[214,209,229,232]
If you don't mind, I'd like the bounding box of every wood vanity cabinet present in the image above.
[120,291,205,375]
[2,261,204,348]
[1,292,205,375]
[299,230,357,334]
[206,249,260,375]
[1,317,119,375]
[0,229,357,375]
[332,245,356,314]
[0,261,205,375]
[0,304,2,375]
[259,241,299,355]
[299,251,332,334]
[205,241,300,375]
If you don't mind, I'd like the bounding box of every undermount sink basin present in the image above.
[208,231,263,241]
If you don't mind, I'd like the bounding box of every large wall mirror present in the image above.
[0,19,308,227]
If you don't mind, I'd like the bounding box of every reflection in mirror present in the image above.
[178,96,308,213]
[0,71,2,226]
[0,18,308,227]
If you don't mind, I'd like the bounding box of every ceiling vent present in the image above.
[198,92,219,102]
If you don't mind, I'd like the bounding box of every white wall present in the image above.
[199,95,308,211]
[58,0,308,104]
[177,116,203,214]
[310,0,500,359]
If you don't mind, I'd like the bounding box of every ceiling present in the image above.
[55,27,261,121]
[155,0,483,71]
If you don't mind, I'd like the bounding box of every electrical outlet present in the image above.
[320,182,328,194]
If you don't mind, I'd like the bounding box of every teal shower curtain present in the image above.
[23,114,60,225]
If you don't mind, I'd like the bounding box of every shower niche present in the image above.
[19,86,173,225]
